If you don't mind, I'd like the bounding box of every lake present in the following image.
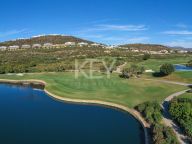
[174,64,192,71]
[0,83,144,144]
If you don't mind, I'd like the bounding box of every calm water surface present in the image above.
[174,64,192,71]
[0,84,143,144]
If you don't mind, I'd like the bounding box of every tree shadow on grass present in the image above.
[188,85,192,89]
[152,72,166,77]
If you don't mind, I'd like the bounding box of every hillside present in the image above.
[120,44,170,51]
[0,35,94,47]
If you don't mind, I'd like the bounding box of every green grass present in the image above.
[0,72,187,108]
[179,92,192,100]
[137,56,192,71]
[171,72,192,83]
[143,71,192,84]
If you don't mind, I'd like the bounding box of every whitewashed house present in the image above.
[32,44,42,49]
[21,45,31,49]
[159,50,169,54]
[9,45,20,50]
[131,49,139,52]
[104,50,111,54]
[0,46,7,51]
[178,50,188,54]
[105,45,118,49]
[78,42,88,47]
[43,43,53,48]
[64,42,76,47]
[170,50,176,54]
[91,43,100,47]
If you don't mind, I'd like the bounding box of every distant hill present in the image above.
[120,44,170,51]
[0,35,94,47]
[168,46,192,51]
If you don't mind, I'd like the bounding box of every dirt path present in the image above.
[114,62,127,73]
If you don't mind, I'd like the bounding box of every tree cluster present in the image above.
[169,98,192,138]
[136,101,179,144]
[120,64,145,79]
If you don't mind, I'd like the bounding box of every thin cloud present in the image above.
[125,37,150,42]
[0,29,29,37]
[96,24,148,31]
[165,40,192,48]
[100,36,150,45]
[162,30,192,35]
[175,23,188,29]
[78,34,104,39]
[86,19,119,25]
[79,24,148,33]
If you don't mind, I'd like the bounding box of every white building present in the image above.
[21,45,31,49]
[178,50,188,54]
[64,42,76,46]
[131,49,139,52]
[43,43,53,48]
[32,44,42,48]
[9,45,20,50]
[159,50,169,54]
[78,42,88,47]
[105,45,118,49]
[0,46,7,51]
[91,43,100,47]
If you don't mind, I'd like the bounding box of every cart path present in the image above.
[162,89,191,144]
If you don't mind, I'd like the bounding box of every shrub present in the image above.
[160,63,175,76]
[186,60,192,67]
[152,124,179,144]
[120,64,145,78]
[169,98,192,138]
[0,66,5,74]
[136,101,162,124]
[119,71,130,79]
[142,53,151,60]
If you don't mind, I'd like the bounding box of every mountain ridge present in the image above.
[0,35,94,47]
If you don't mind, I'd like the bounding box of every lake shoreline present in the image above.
[0,79,149,144]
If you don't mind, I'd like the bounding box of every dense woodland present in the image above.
[169,98,192,139]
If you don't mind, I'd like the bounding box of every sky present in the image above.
[0,0,192,47]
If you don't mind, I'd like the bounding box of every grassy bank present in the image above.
[179,92,192,99]
[0,72,187,108]
[144,71,192,83]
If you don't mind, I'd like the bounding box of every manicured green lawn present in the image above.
[179,92,192,100]
[137,56,192,71]
[0,72,187,108]
[170,72,192,83]
[143,71,192,84]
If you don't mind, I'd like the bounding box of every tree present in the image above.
[152,124,179,144]
[0,66,5,74]
[186,60,192,67]
[136,101,162,124]
[119,71,130,79]
[160,63,175,76]
[142,53,151,60]
[120,64,145,78]
[169,98,192,138]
